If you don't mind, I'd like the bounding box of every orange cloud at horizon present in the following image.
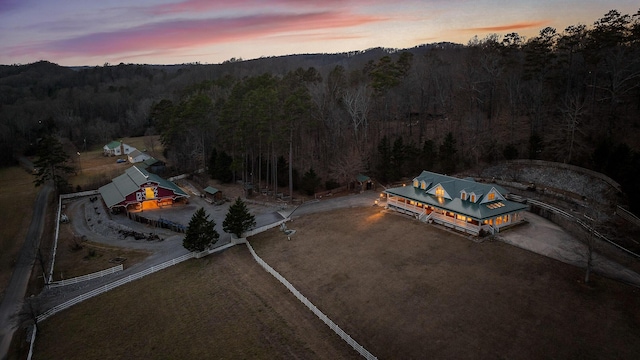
[459,20,550,33]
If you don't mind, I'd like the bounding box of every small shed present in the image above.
[356,174,373,191]
[204,186,223,202]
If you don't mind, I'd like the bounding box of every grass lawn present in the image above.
[71,135,163,190]
[51,222,150,280]
[34,206,640,359]
[35,247,360,360]
[0,167,39,301]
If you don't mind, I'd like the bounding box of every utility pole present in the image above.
[584,214,595,284]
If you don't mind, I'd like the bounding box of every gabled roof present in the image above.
[99,166,188,208]
[204,186,219,195]
[128,149,144,158]
[388,170,526,220]
[104,140,121,149]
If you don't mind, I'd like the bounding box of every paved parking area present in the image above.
[498,213,640,286]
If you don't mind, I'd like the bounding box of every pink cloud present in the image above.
[148,0,374,15]
[15,11,385,58]
[459,21,549,33]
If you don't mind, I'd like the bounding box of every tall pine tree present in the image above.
[223,198,256,238]
[183,207,219,252]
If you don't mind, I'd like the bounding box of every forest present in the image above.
[1,9,639,211]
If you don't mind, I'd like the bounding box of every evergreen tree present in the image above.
[215,150,233,183]
[300,167,321,196]
[183,207,219,252]
[223,198,256,238]
[439,132,457,174]
[208,147,217,178]
[376,135,392,183]
[33,134,74,192]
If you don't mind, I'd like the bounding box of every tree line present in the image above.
[2,9,639,210]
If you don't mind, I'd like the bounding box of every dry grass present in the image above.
[35,247,360,360]
[33,207,640,359]
[0,167,39,300]
[51,223,150,280]
[71,136,163,190]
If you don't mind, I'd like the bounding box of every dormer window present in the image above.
[421,180,427,190]
[461,191,467,200]
[470,194,476,202]
[488,192,495,201]
[435,186,445,198]
[413,179,419,188]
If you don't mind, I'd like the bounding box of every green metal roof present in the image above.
[204,186,219,195]
[385,171,527,220]
[99,165,188,208]
[356,174,370,182]
[105,140,121,149]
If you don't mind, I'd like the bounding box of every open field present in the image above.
[35,246,361,360]
[51,222,150,280]
[70,135,163,190]
[0,167,39,302]
[34,206,640,359]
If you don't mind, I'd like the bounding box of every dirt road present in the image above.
[0,183,52,360]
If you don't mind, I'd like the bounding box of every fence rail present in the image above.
[245,241,377,359]
[528,199,640,259]
[48,264,123,288]
[37,252,195,323]
[243,218,288,237]
[616,206,640,228]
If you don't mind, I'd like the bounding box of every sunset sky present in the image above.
[1,0,637,66]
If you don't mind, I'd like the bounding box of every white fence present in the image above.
[616,206,640,228]
[37,252,195,323]
[243,218,288,238]
[48,264,123,288]
[245,241,377,360]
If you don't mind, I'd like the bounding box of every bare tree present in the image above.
[342,84,371,152]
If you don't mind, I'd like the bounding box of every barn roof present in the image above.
[99,166,188,208]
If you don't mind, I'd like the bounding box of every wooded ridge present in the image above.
[1,9,639,211]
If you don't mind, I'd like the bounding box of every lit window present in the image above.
[145,187,156,199]
[470,195,476,202]
[421,181,426,190]
[488,192,495,201]
[413,180,419,188]
[435,186,444,197]
[461,192,467,200]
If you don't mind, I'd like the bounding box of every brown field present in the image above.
[71,135,163,189]
[35,206,640,359]
[0,167,39,301]
[51,222,150,280]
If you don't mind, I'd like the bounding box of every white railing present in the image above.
[616,206,640,228]
[37,252,195,323]
[48,264,123,288]
[430,212,480,235]
[245,241,377,360]
[243,218,288,238]
[387,198,423,215]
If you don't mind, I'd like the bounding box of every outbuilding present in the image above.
[99,165,188,212]
[103,141,136,157]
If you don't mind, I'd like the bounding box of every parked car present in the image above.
[116,158,126,163]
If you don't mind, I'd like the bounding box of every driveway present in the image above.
[497,212,640,286]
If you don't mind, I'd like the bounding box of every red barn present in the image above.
[99,165,188,212]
